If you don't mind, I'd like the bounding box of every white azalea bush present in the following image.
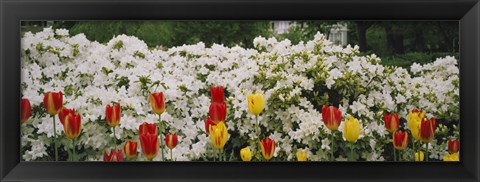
[20,27,459,161]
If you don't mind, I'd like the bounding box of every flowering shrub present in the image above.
[20,28,459,161]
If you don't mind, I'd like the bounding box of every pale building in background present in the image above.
[272,21,294,34]
[328,23,349,46]
[272,21,348,46]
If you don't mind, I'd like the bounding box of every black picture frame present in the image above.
[1,0,479,181]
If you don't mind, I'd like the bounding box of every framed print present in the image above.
[1,0,479,182]
[17,20,461,163]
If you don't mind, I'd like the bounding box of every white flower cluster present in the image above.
[20,28,459,161]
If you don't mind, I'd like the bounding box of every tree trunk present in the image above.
[437,22,454,52]
[356,21,372,52]
[415,29,425,52]
[385,23,405,54]
[393,34,405,54]
[385,24,395,52]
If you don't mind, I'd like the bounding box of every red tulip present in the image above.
[393,130,408,150]
[138,122,158,135]
[204,117,215,133]
[149,92,166,115]
[105,103,121,127]
[321,105,342,131]
[411,109,423,113]
[58,108,76,125]
[140,133,159,160]
[420,117,436,143]
[103,148,124,162]
[165,133,178,150]
[20,98,32,124]
[43,91,63,115]
[384,113,400,133]
[209,102,226,124]
[63,112,82,139]
[448,139,460,154]
[124,141,138,159]
[260,136,276,160]
[210,86,225,103]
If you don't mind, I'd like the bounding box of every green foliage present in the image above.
[380,52,460,68]
[364,24,388,54]
[68,21,141,44]
[363,22,459,56]
[66,21,272,48]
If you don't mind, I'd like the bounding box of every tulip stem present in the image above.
[425,143,429,162]
[170,149,173,161]
[350,143,354,161]
[413,140,416,161]
[72,139,76,161]
[219,149,223,162]
[52,115,58,161]
[255,115,261,160]
[223,149,226,161]
[399,151,402,162]
[392,133,396,161]
[394,148,397,162]
[213,148,216,162]
[330,131,334,161]
[159,114,165,161]
[113,126,117,150]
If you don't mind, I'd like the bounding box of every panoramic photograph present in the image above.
[19,20,460,162]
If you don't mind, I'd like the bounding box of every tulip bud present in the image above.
[123,141,138,159]
[209,102,226,124]
[383,113,399,133]
[149,92,166,115]
[240,147,252,161]
[343,117,361,143]
[420,117,436,143]
[260,136,275,160]
[63,112,82,140]
[210,86,225,103]
[247,93,265,116]
[448,139,460,154]
[443,152,459,161]
[322,105,342,131]
[415,151,424,161]
[43,91,63,115]
[209,122,228,149]
[104,148,124,162]
[204,117,215,133]
[20,98,32,124]
[138,122,158,135]
[105,103,121,127]
[165,133,178,150]
[296,149,308,161]
[58,108,75,125]
[407,109,425,141]
[393,130,408,150]
[140,133,159,160]
[124,141,138,159]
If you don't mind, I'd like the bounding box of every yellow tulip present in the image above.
[296,149,308,161]
[343,117,361,143]
[240,147,252,161]
[443,152,459,161]
[415,151,424,161]
[407,109,425,141]
[209,122,229,149]
[247,93,265,115]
